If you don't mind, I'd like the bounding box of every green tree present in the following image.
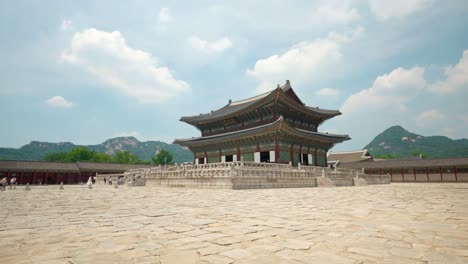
[411,151,428,158]
[66,147,95,161]
[91,152,112,162]
[43,152,68,162]
[113,150,148,164]
[152,149,174,165]
[43,148,149,164]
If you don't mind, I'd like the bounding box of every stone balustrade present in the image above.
[123,162,389,189]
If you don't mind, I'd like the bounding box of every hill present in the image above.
[0,137,193,163]
[365,126,468,158]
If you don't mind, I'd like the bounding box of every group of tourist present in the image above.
[0,177,17,191]
[103,177,113,185]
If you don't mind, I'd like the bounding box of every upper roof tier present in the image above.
[180,80,341,126]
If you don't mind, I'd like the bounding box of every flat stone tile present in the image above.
[0,183,467,263]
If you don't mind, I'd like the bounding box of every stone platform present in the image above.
[0,183,467,263]
[108,162,389,189]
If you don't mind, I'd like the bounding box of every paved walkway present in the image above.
[1,183,467,263]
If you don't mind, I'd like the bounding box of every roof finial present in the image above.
[277,84,280,89]
[286,80,290,84]
[228,99,232,104]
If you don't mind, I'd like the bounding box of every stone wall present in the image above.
[127,162,389,189]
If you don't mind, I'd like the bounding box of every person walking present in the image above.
[0,177,7,191]
[86,176,93,187]
[10,177,16,190]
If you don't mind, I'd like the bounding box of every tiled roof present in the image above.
[339,157,468,169]
[174,116,350,146]
[0,160,152,173]
[180,81,340,125]
[77,162,151,172]
[327,149,372,163]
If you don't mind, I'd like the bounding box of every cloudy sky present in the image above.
[1,0,467,151]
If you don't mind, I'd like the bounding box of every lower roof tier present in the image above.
[174,116,350,147]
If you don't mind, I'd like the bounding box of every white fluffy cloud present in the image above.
[341,67,426,114]
[369,0,430,20]
[416,109,444,127]
[316,4,360,24]
[188,36,232,54]
[428,49,468,94]
[159,8,171,24]
[62,28,190,103]
[46,96,73,108]
[247,29,362,93]
[316,88,340,96]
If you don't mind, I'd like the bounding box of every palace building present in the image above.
[174,81,350,166]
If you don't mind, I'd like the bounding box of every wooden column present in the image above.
[454,166,458,182]
[299,145,302,164]
[32,172,36,185]
[19,171,23,185]
[219,149,222,162]
[275,139,279,163]
[314,148,318,166]
[290,144,294,164]
[237,146,241,161]
[439,167,442,181]
[401,168,404,182]
[426,167,429,181]
[324,151,327,167]
[45,172,48,185]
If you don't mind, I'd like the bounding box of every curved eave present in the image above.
[180,86,341,127]
[174,116,350,147]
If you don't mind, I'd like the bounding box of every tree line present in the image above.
[43,147,174,165]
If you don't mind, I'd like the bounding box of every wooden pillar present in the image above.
[45,172,48,185]
[454,166,458,182]
[413,168,416,178]
[379,168,382,175]
[19,171,23,185]
[314,148,318,166]
[401,168,404,182]
[299,145,302,164]
[237,146,241,161]
[290,144,294,164]
[426,167,429,181]
[219,149,222,162]
[32,172,36,185]
[439,167,442,181]
[275,139,279,163]
[324,151,327,167]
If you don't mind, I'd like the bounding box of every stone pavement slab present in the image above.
[0,183,467,263]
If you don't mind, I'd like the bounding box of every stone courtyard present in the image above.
[1,183,467,264]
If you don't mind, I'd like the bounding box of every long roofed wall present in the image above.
[175,81,350,166]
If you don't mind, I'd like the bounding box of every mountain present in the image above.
[0,137,194,163]
[365,126,468,158]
